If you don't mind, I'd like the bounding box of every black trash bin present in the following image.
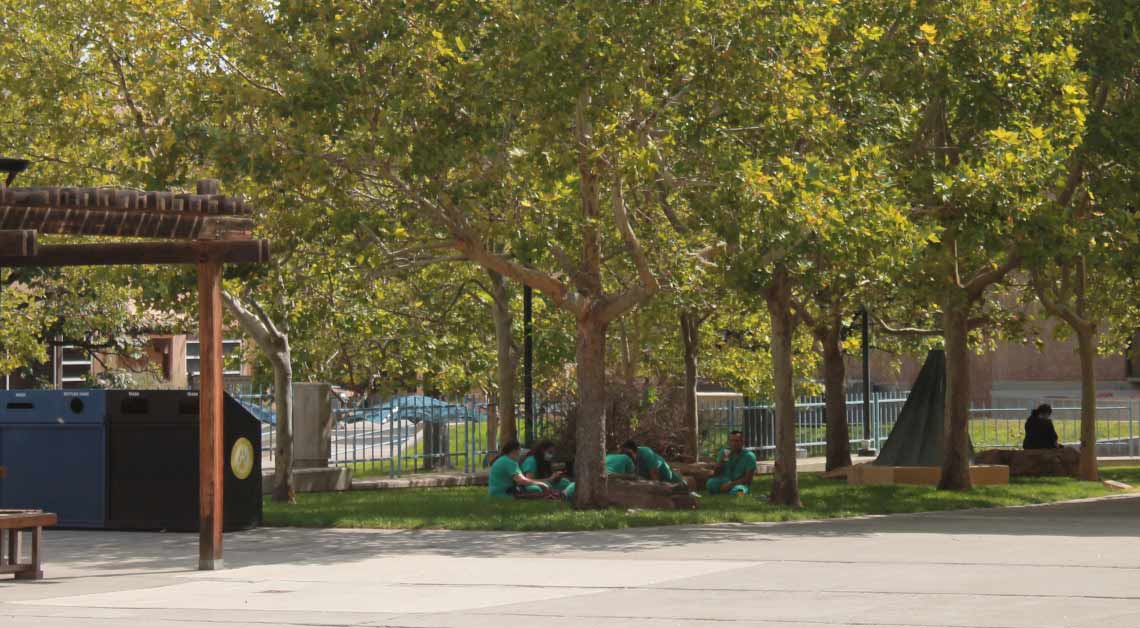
[106,390,261,531]
[0,390,107,528]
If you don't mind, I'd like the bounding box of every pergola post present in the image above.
[197,259,225,571]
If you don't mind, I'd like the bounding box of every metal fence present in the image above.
[225,382,567,477]
[968,401,1137,456]
[699,391,1140,460]
[698,391,909,459]
[233,381,1140,473]
[329,396,568,477]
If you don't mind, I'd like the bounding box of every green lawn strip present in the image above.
[264,466,1140,532]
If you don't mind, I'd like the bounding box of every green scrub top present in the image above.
[634,446,676,482]
[488,454,522,497]
[519,454,573,491]
[715,448,758,482]
[606,453,636,475]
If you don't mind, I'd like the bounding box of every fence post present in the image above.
[1131,401,1137,459]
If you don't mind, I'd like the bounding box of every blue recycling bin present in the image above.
[0,390,107,528]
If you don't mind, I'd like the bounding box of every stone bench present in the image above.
[974,447,1079,477]
[0,509,57,580]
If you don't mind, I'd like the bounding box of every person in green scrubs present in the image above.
[519,440,572,493]
[488,440,550,498]
[706,430,757,495]
[621,440,685,485]
[563,451,638,503]
[605,452,636,475]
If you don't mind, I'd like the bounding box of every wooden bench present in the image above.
[1,509,58,580]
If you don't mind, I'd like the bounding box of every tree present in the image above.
[1028,0,1140,481]
[205,2,751,507]
[877,1,1091,489]
[0,0,229,380]
[223,290,295,503]
[690,1,927,503]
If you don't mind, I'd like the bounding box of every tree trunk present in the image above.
[573,317,609,509]
[619,317,641,388]
[269,347,294,503]
[939,293,972,491]
[765,269,801,507]
[1075,324,1099,481]
[488,270,519,447]
[820,321,852,472]
[221,292,295,503]
[680,311,700,461]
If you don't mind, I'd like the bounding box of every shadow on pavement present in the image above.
[30,493,1140,573]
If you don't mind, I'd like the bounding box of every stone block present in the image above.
[262,467,353,495]
[606,477,698,510]
[974,448,1079,477]
[848,464,1009,486]
[293,383,334,469]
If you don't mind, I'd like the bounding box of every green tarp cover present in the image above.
[874,349,966,467]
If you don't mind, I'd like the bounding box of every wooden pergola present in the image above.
[0,166,268,570]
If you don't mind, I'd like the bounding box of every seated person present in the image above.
[563,451,638,502]
[621,440,685,485]
[706,430,757,495]
[488,440,550,498]
[1023,404,1061,450]
[520,440,572,492]
[606,451,636,475]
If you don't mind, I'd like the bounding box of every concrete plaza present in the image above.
[2,494,1139,628]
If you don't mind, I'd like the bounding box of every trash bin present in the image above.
[106,390,261,531]
[0,390,107,528]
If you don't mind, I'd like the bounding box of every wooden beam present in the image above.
[197,261,225,571]
[0,230,36,257]
[0,239,270,267]
[0,205,253,240]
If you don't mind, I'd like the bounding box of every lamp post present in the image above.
[523,285,534,447]
[859,305,876,456]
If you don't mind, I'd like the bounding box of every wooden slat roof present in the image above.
[0,183,254,240]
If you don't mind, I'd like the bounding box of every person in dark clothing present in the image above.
[1023,404,1060,449]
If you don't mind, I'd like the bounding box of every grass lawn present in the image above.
[263,466,1140,532]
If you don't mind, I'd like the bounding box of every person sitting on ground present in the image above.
[1022,403,1061,450]
[706,430,757,495]
[520,440,572,493]
[562,450,639,503]
[488,440,550,498]
[621,440,685,485]
[606,451,636,476]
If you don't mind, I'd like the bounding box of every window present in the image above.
[60,346,93,389]
[186,339,243,377]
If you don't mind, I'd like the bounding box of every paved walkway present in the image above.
[2,494,1139,628]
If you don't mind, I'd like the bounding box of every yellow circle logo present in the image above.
[230,437,254,480]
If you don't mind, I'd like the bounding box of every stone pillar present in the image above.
[294,383,333,469]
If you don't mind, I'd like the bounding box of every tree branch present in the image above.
[1056,80,1111,208]
[963,250,1021,298]
[222,291,278,351]
[874,316,941,337]
[575,88,603,295]
[594,285,654,326]
[612,163,659,296]
[377,166,581,315]
[1031,266,1083,329]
